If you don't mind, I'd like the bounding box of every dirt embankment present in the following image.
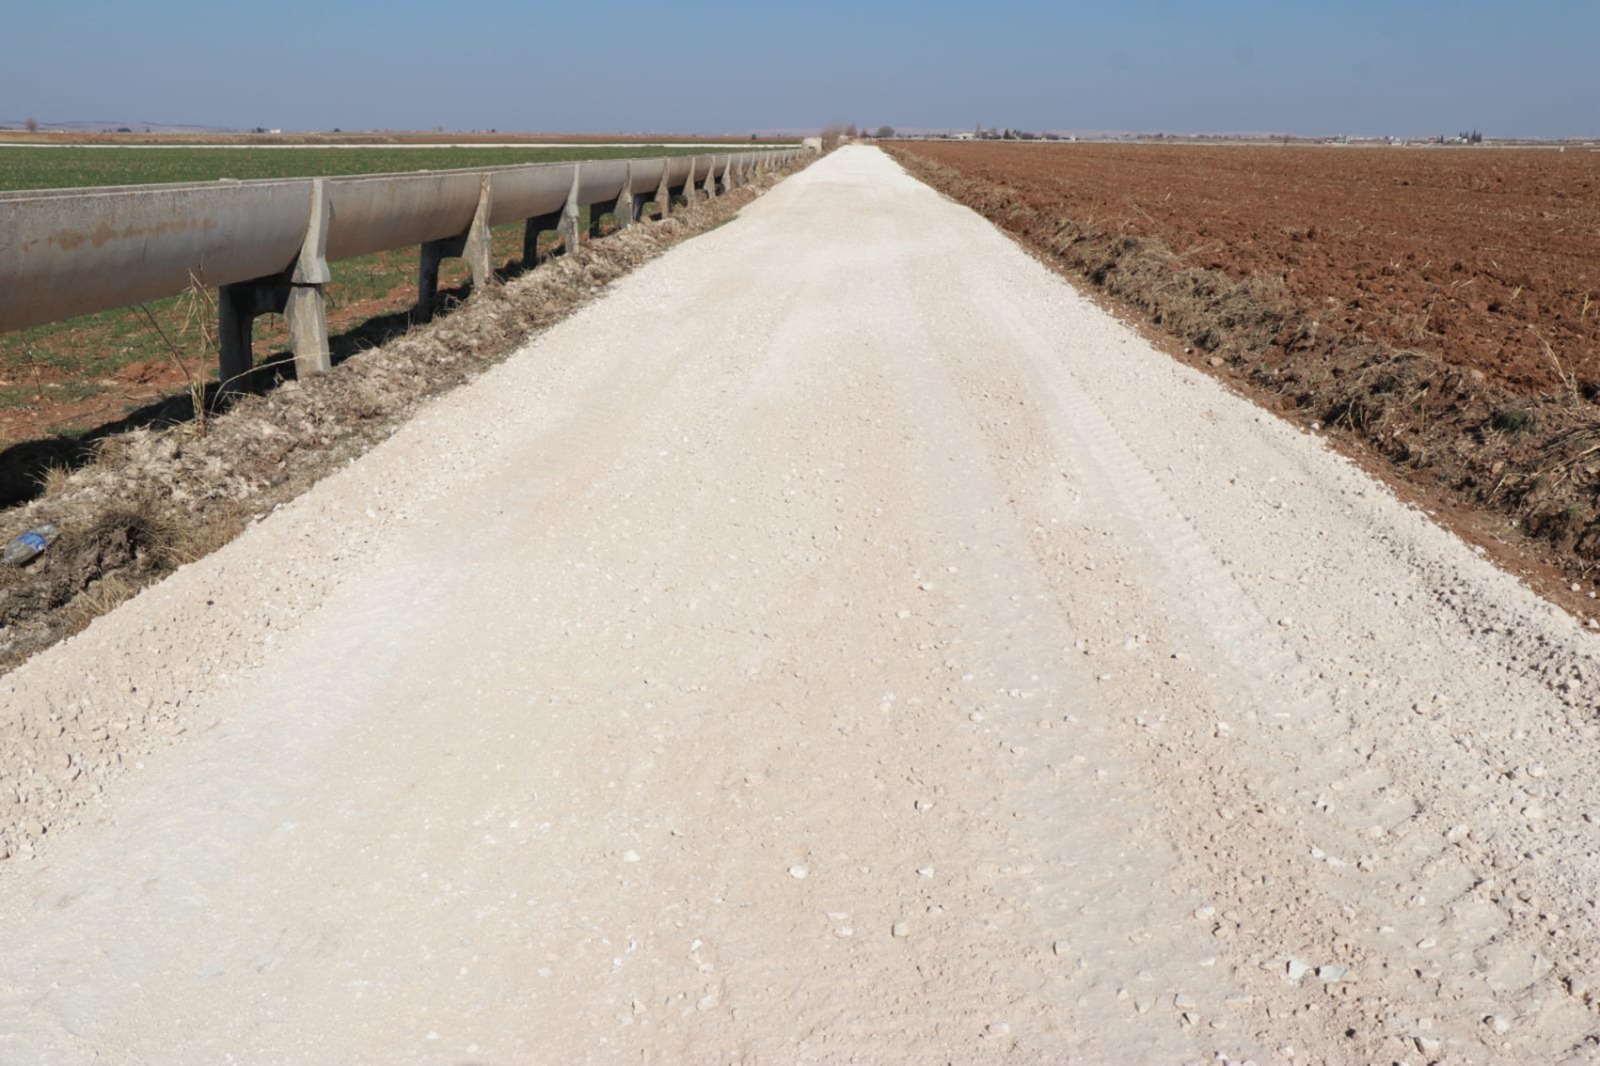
[0,162,808,694]
[887,142,1600,607]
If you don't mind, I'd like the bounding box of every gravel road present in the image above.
[3,146,1599,1064]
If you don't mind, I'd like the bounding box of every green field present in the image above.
[0,144,728,191]
[0,145,734,444]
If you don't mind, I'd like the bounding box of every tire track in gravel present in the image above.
[885,151,1600,1062]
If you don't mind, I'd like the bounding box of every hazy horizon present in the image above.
[4,0,1595,140]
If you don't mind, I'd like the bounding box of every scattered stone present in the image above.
[1173,993,1197,1009]
[917,867,934,878]
[969,711,985,722]
[622,850,641,864]
[1052,940,1069,957]
[788,865,808,880]
[1526,763,1547,779]
[1286,959,1311,981]
[1316,965,1347,983]
[892,921,910,938]
[1414,1035,1442,1055]
[833,926,854,939]
[1445,825,1469,844]
[914,799,933,812]
[1485,1014,1511,1035]
[984,1022,1010,1038]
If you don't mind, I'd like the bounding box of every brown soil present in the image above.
[887,142,1600,608]
[900,142,1600,394]
[0,167,806,676]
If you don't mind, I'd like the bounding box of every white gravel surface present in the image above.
[3,146,1600,1064]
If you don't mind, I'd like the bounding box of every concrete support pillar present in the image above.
[678,157,698,213]
[216,177,334,391]
[591,164,632,240]
[462,174,495,289]
[615,163,634,230]
[523,210,562,266]
[284,286,329,376]
[654,164,672,219]
[418,174,495,322]
[218,277,286,392]
[416,240,450,322]
[286,178,332,377]
[706,159,720,200]
[558,166,582,252]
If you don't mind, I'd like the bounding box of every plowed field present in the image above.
[896,141,1600,395]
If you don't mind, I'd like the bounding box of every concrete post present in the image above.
[654,163,672,220]
[284,287,329,377]
[706,158,720,201]
[418,175,495,321]
[613,163,634,231]
[680,157,698,212]
[591,165,629,239]
[462,174,495,290]
[523,210,561,266]
[286,178,332,378]
[217,178,337,391]
[217,275,288,392]
[558,166,582,252]
[416,241,448,322]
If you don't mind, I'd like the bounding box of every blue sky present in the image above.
[3,0,1594,137]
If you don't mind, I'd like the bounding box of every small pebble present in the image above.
[788,865,808,880]
[1052,940,1069,956]
[1173,993,1197,1009]
[622,850,641,864]
[1485,1014,1511,1035]
[892,921,910,938]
